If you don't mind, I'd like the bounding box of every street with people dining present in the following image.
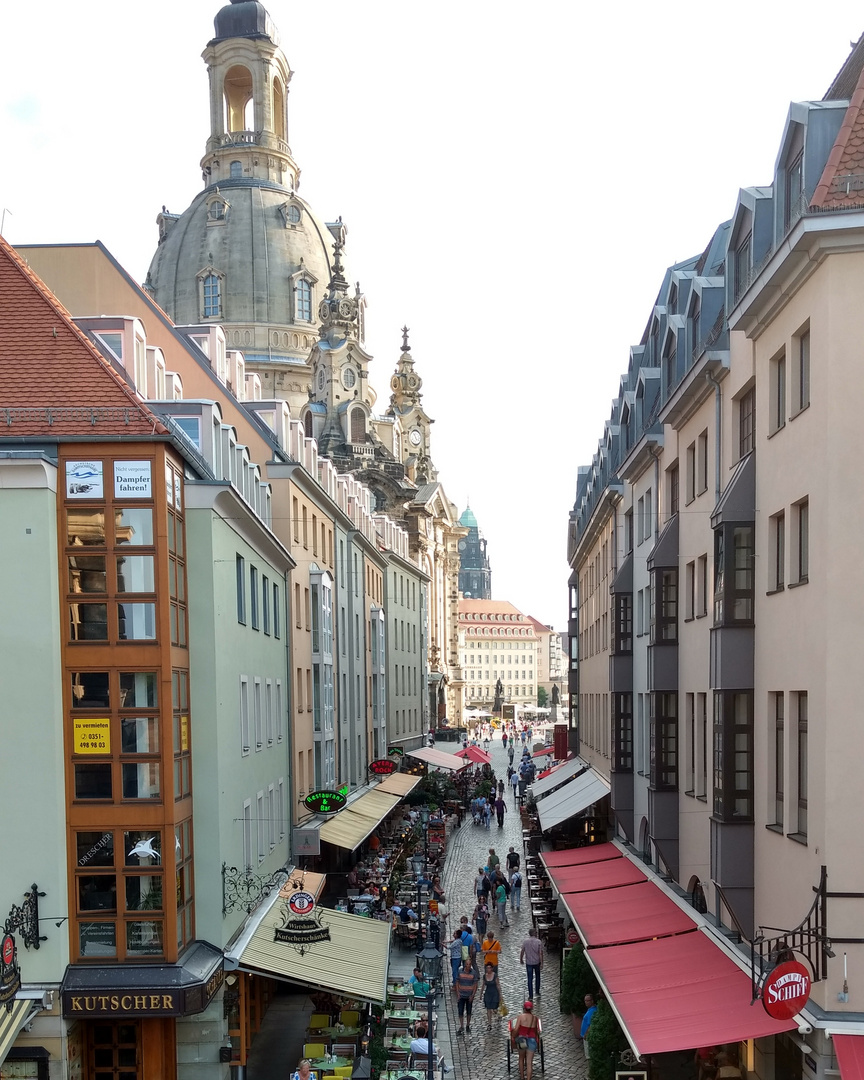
[432,730,589,1080]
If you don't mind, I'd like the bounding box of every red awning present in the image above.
[587,929,797,1057]
[533,746,555,758]
[455,745,492,765]
[548,856,646,894]
[834,1035,864,1080]
[562,880,697,947]
[541,844,623,869]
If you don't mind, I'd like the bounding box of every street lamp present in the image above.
[416,808,430,946]
[415,939,443,1080]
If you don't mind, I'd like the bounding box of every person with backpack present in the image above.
[473,897,490,937]
[510,869,523,912]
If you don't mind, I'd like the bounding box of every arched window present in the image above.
[350,407,366,443]
[202,274,221,318]
[304,412,313,438]
[230,161,242,179]
[272,77,286,141]
[296,279,312,321]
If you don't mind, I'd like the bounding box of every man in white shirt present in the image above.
[410,1024,451,1072]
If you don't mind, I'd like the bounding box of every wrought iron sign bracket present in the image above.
[751,865,831,1003]
[4,884,47,950]
[222,863,289,916]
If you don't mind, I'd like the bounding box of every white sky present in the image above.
[3,0,863,629]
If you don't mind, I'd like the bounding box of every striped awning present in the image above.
[0,998,38,1067]
[319,788,402,851]
[376,773,422,797]
[234,903,391,1003]
[536,770,610,832]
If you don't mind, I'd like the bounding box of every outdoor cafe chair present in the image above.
[339,1010,360,1027]
[303,1043,327,1060]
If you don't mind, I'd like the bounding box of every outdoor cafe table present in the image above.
[383,1072,425,1080]
[387,983,414,997]
[383,1008,427,1023]
[308,1057,353,1072]
[313,1026,361,1038]
[383,1034,413,1052]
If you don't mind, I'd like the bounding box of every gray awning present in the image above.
[530,756,589,800]
[536,771,611,832]
[610,553,633,595]
[711,451,755,527]
[647,514,679,571]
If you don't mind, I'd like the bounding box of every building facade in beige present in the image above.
[567,37,864,1077]
[458,599,539,712]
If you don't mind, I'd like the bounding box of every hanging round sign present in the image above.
[566,928,579,946]
[303,789,347,815]
[369,758,397,776]
[288,891,316,917]
[761,959,811,1019]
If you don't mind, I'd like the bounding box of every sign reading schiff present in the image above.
[761,959,811,1019]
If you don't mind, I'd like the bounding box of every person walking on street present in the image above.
[473,897,489,938]
[520,928,544,999]
[487,848,500,875]
[510,869,523,911]
[449,931,464,985]
[494,876,510,927]
[511,769,519,800]
[482,929,502,970]
[580,994,597,1059]
[514,1001,540,1080]
[506,846,520,876]
[508,745,515,766]
[482,962,502,1029]
[495,794,507,828]
[474,867,489,903]
[455,957,478,1036]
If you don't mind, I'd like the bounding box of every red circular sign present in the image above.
[566,929,579,946]
[762,959,811,1019]
[288,891,316,916]
[369,759,397,775]
[1,936,14,966]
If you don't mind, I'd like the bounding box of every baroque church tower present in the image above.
[145,0,358,415]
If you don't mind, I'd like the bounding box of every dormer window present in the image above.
[733,232,751,304]
[279,202,303,227]
[205,193,230,226]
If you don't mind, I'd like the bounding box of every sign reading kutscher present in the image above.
[761,959,811,1019]
[114,460,152,498]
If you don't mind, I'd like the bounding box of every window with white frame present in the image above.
[296,279,312,321]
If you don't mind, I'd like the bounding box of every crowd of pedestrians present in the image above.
[432,721,555,1080]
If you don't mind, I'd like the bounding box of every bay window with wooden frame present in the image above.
[61,447,193,964]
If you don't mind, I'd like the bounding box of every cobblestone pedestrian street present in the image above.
[438,736,589,1080]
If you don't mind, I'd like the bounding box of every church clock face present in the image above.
[458,540,467,551]
[409,428,422,446]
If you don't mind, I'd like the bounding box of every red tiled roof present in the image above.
[811,64,864,210]
[0,237,167,438]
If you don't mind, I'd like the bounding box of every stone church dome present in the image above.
[145,2,353,370]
